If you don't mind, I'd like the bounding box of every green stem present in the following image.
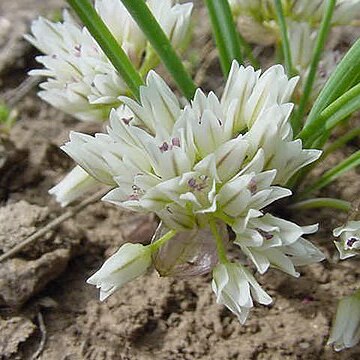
[297,150,360,199]
[209,218,228,264]
[204,0,243,76]
[67,0,143,100]
[292,0,336,135]
[323,128,360,158]
[214,211,235,226]
[274,0,294,77]
[150,229,177,252]
[289,198,351,211]
[119,0,196,100]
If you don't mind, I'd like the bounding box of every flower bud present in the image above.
[87,243,152,301]
[328,290,360,351]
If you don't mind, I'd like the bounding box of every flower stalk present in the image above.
[151,229,177,252]
[209,218,228,264]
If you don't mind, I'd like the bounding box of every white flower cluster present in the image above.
[63,62,325,322]
[25,0,193,122]
[229,0,360,96]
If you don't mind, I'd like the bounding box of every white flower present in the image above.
[49,165,102,207]
[328,291,360,351]
[87,243,152,301]
[212,262,272,324]
[235,213,325,276]
[333,220,360,259]
[25,0,193,122]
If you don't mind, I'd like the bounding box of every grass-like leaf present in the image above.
[299,37,360,146]
[323,128,360,159]
[204,0,243,76]
[292,0,336,135]
[67,0,143,100]
[289,198,351,211]
[274,0,294,77]
[119,0,196,100]
[297,150,360,199]
[303,83,360,148]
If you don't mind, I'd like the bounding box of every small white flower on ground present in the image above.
[87,243,152,301]
[328,290,360,351]
[212,262,272,324]
[333,220,360,259]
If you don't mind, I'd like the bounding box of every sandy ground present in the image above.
[1,1,360,359]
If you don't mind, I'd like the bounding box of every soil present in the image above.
[0,1,360,359]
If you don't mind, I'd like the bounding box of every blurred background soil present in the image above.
[0,1,360,359]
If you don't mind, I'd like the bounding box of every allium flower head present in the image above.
[333,220,360,259]
[66,62,324,321]
[328,290,360,351]
[25,0,193,122]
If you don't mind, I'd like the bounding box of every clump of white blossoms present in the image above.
[229,0,360,46]
[333,220,360,259]
[62,61,325,322]
[229,0,360,97]
[25,0,193,122]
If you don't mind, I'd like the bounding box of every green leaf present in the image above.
[324,83,360,131]
[67,0,143,100]
[274,0,295,77]
[303,83,360,147]
[204,0,243,76]
[299,37,360,145]
[119,0,196,100]
[292,0,336,135]
[323,127,360,158]
[289,198,351,211]
[298,150,360,199]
